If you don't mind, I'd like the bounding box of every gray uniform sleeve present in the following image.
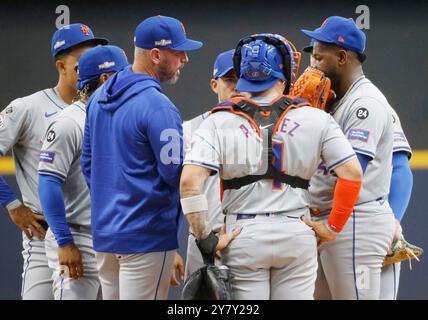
[390,108,412,156]
[183,116,221,173]
[342,97,388,159]
[0,99,29,156]
[321,115,356,172]
[38,117,80,182]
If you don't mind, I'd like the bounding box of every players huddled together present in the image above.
[0,15,416,300]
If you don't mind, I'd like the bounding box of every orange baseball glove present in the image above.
[290,66,335,111]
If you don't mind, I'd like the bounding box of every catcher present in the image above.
[180,33,363,300]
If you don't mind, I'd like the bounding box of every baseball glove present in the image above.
[290,66,335,111]
[383,236,423,269]
[182,264,233,300]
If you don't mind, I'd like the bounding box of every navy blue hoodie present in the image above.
[82,66,183,254]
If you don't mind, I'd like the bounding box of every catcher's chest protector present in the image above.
[210,96,311,190]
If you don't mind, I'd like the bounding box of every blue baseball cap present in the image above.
[135,15,203,51]
[213,49,235,79]
[77,45,129,90]
[302,16,366,54]
[51,23,109,57]
[236,40,285,93]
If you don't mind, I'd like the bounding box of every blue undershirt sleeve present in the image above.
[38,174,73,247]
[356,152,371,174]
[388,151,413,221]
[0,176,18,208]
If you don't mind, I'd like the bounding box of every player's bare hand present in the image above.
[302,216,336,249]
[8,204,47,240]
[170,251,185,287]
[393,219,403,243]
[58,242,84,280]
[215,224,241,252]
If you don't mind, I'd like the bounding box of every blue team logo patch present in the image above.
[348,129,370,142]
[40,151,55,163]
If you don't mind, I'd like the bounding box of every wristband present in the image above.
[195,231,219,265]
[324,220,339,236]
[6,199,22,211]
[181,194,208,215]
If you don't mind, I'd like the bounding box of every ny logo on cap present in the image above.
[81,25,91,36]
[155,39,172,46]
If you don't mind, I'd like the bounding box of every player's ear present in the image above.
[210,79,219,94]
[336,49,348,66]
[98,73,112,86]
[55,59,66,76]
[150,48,161,65]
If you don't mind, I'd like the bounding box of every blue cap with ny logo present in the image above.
[134,15,203,51]
[302,16,366,54]
[51,23,109,57]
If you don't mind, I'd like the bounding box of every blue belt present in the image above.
[236,213,300,220]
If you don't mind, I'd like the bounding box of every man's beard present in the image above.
[325,68,340,93]
[159,63,180,84]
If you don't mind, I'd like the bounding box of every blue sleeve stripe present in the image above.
[352,147,375,158]
[393,146,412,152]
[38,170,66,182]
[327,154,356,172]
[183,160,220,172]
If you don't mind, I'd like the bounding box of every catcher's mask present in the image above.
[233,33,301,94]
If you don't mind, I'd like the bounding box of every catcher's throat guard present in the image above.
[210,95,311,191]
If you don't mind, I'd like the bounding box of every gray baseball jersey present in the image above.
[309,76,394,214]
[0,87,67,300]
[38,101,91,227]
[0,88,67,212]
[184,100,356,215]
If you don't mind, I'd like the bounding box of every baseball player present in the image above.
[37,45,129,300]
[302,16,396,299]
[0,23,107,299]
[81,16,203,300]
[180,33,363,300]
[303,28,414,300]
[183,49,249,279]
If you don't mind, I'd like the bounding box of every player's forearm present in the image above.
[181,187,211,240]
[389,151,413,221]
[38,174,73,247]
[180,164,212,240]
[328,158,363,233]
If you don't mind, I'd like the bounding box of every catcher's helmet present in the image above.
[234,33,301,94]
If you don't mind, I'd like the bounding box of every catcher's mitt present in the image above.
[182,264,233,300]
[290,66,335,111]
[383,236,423,269]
